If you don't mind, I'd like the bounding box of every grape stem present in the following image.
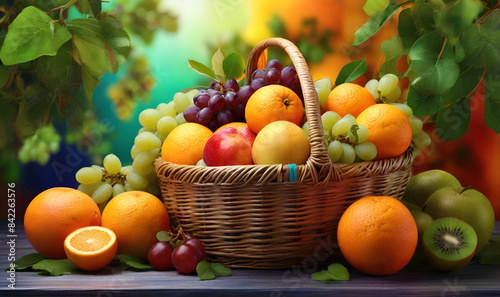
[478,2,500,23]
[436,38,448,62]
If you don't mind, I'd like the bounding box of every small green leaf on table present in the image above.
[189,59,217,81]
[118,254,153,271]
[32,259,78,276]
[353,3,400,46]
[196,260,232,280]
[363,0,389,16]
[212,48,227,82]
[311,263,350,283]
[222,53,245,81]
[4,253,48,271]
[436,97,471,141]
[335,58,367,86]
[210,262,232,277]
[0,6,71,65]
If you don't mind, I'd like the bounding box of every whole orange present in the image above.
[325,83,376,117]
[245,85,304,134]
[101,191,170,260]
[161,123,213,165]
[337,196,418,275]
[24,187,101,259]
[357,104,412,160]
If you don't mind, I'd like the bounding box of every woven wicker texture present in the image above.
[155,38,413,269]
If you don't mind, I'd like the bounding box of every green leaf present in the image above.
[268,15,286,36]
[327,263,350,281]
[35,41,73,90]
[222,53,245,80]
[197,260,216,280]
[118,254,153,270]
[441,65,484,105]
[398,2,434,51]
[460,25,484,67]
[408,31,460,96]
[89,0,102,16]
[210,262,232,277]
[0,6,71,65]
[407,85,442,117]
[212,48,226,82]
[311,270,334,282]
[472,235,500,264]
[379,36,405,77]
[481,10,500,68]
[189,59,217,81]
[335,58,367,85]
[98,15,131,73]
[5,253,48,271]
[0,63,10,89]
[156,231,171,242]
[484,68,500,134]
[435,0,483,41]
[32,259,77,276]
[363,0,389,16]
[81,66,101,102]
[436,97,471,141]
[353,3,400,46]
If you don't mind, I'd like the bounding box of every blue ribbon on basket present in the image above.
[288,164,297,182]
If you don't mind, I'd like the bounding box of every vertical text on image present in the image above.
[7,183,17,289]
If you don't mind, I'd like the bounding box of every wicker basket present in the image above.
[155,38,413,269]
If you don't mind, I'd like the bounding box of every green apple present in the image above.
[410,210,433,238]
[402,170,461,208]
[423,187,496,252]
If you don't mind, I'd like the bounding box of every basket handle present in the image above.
[245,38,333,179]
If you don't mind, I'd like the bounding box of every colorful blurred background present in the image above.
[1,0,498,219]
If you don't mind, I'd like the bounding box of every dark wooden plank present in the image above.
[1,221,499,297]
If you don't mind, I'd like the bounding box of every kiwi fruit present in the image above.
[422,217,477,272]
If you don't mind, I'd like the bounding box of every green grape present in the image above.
[302,122,309,138]
[124,182,136,192]
[133,164,155,175]
[78,182,102,197]
[37,151,50,165]
[314,77,332,109]
[389,103,413,118]
[382,85,401,103]
[120,165,133,176]
[413,130,431,148]
[133,151,156,168]
[354,142,377,161]
[364,79,379,99]
[328,140,343,162]
[139,109,161,130]
[378,74,398,96]
[186,89,200,104]
[131,144,141,159]
[48,141,59,153]
[321,111,341,131]
[175,113,187,125]
[91,165,103,171]
[138,127,156,134]
[103,154,122,174]
[37,141,48,153]
[112,184,125,197]
[157,116,178,136]
[409,116,423,135]
[146,170,159,183]
[76,167,103,184]
[332,118,351,136]
[18,147,29,163]
[196,159,207,166]
[156,131,167,142]
[343,114,357,127]
[338,143,356,164]
[98,201,108,213]
[134,132,161,151]
[157,103,176,118]
[92,183,113,204]
[173,92,191,114]
[126,171,149,189]
[357,125,369,143]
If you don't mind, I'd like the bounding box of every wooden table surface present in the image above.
[1,221,499,297]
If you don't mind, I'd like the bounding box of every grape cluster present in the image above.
[364,74,431,155]
[184,59,303,131]
[18,125,61,165]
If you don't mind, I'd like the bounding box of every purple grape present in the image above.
[250,78,267,90]
[223,78,239,92]
[265,59,283,72]
[195,107,213,125]
[281,66,298,86]
[265,68,281,85]
[209,81,221,90]
[193,93,210,108]
[206,89,222,97]
[252,69,266,80]
[237,85,255,105]
[207,118,220,132]
[216,108,233,126]
[208,94,225,112]
[224,91,240,109]
[183,105,201,123]
[235,104,245,120]
[289,83,303,100]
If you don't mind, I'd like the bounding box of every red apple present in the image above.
[215,124,256,146]
[203,131,253,166]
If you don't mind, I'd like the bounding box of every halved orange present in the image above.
[64,226,117,271]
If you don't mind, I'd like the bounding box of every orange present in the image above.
[325,83,376,117]
[23,187,101,259]
[161,123,213,165]
[357,104,412,160]
[245,85,304,134]
[64,226,117,271]
[252,121,310,165]
[101,191,170,260]
[337,196,418,275]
